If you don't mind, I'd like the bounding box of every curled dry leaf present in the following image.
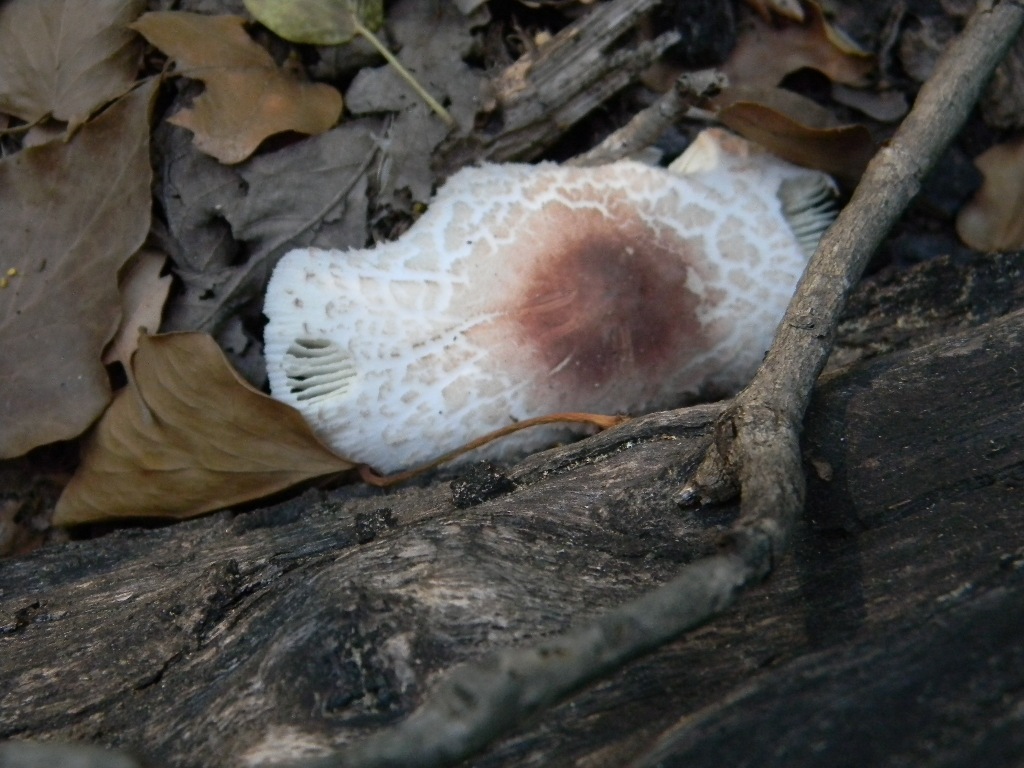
[956,138,1024,252]
[54,333,355,525]
[831,84,909,123]
[717,88,875,182]
[103,249,172,367]
[131,12,343,164]
[0,0,144,126]
[0,80,156,459]
[743,0,805,23]
[726,0,874,90]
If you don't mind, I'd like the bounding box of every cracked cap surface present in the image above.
[264,129,836,472]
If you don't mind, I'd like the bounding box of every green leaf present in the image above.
[244,0,453,126]
[243,0,382,45]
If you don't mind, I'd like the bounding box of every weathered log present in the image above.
[1,251,1022,767]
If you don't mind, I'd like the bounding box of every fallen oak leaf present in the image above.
[131,12,343,164]
[956,137,1024,252]
[0,0,144,127]
[0,79,157,459]
[54,333,355,525]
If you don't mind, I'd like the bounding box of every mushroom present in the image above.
[263,128,837,473]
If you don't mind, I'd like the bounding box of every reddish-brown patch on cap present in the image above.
[505,201,707,404]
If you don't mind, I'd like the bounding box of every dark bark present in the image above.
[1,251,1023,768]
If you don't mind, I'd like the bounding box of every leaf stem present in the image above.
[353,19,455,127]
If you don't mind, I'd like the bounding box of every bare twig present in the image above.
[282,3,1024,767]
[569,69,726,167]
[305,555,752,768]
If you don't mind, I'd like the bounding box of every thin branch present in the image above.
[685,0,1024,558]
[569,69,726,167]
[282,2,1024,766]
[298,555,757,768]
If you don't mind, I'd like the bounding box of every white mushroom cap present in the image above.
[264,128,836,473]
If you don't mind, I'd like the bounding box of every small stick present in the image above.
[570,69,726,167]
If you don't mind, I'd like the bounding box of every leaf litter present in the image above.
[0,79,156,459]
[0,0,144,127]
[0,0,1016,534]
[243,0,454,125]
[724,0,874,91]
[343,0,490,203]
[153,118,378,379]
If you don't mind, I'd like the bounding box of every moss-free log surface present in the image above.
[1,252,1023,767]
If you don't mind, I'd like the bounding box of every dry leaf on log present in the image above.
[54,333,355,525]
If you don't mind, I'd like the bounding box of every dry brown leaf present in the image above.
[0,80,156,459]
[717,88,875,182]
[0,0,144,125]
[54,333,355,524]
[831,84,909,123]
[743,0,805,23]
[131,12,343,164]
[725,1,874,90]
[103,249,172,367]
[156,120,377,360]
[956,138,1024,252]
